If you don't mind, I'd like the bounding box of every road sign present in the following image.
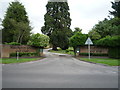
[85,37,93,45]
[85,37,93,59]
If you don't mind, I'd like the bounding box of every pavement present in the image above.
[2,49,118,88]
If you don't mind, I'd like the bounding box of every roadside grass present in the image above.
[0,57,44,64]
[79,58,120,66]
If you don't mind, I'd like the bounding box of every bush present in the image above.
[108,47,120,59]
[27,33,49,47]
[65,49,70,53]
[80,53,108,56]
[10,52,38,57]
[5,42,21,45]
[96,36,120,47]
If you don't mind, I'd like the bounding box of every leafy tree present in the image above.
[110,1,120,18]
[70,32,87,56]
[88,29,101,40]
[50,30,69,50]
[2,1,31,44]
[92,18,120,38]
[95,35,120,47]
[42,2,72,50]
[73,27,82,35]
[27,33,50,48]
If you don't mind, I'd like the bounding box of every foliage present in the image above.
[108,47,120,59]
[10,52,38,57]
[73,27,82,35]
[88,29,101,40]
[70,32,87,48]
[96,36,120,47]
[42,2,72,50]
[110,1,120,18]
[50,30,70,50]
[27,33,50,47]
[91,18,120,38]
[2,1,31,44]
[80,53,108,56]
[5,42,21,45]
[70,32,87,56]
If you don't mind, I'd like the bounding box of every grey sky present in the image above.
[0,0,114,34]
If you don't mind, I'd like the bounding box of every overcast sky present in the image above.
[0,0,114,34]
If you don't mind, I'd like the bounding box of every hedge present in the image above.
[108,47,120,59]
[10,52,39,57]
[80,53,108,56]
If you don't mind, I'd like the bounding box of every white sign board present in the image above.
[85,37,93,59]
[85,37,93,45]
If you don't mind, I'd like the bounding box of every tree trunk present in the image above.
[74,47,76,57]
[20,30,26,44]
[52,45,57,51]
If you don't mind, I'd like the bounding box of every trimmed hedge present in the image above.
[80,53,108,56]
[108,47,120,59]
[10,52,38,57]
[5,42,21,45]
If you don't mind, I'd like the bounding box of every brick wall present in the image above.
[80,46,108,54]
[0,45,43,58]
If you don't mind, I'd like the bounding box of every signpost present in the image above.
[17,52,19,60]
[85,37,93,59]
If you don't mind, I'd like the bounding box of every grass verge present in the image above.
[79,58,120,66]
[0,57,44,64]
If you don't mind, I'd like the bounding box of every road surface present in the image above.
[2,49,118,88]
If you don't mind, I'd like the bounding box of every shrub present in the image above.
[65,49,69,53]
[5,42,21,45]
[27,33,50,47]
[10,52,38,57]
[96,36,120,47]
[80,53,108,56]
[108,47,120,59]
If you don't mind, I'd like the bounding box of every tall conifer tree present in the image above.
[110,1,120,18]
[42,1,72,50]
[2,1,31,44]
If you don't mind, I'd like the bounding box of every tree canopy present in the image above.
[70,32,87,48]
[2,1,32,44]
[27,33,50,48]
[110,1,120,18]
[42,2,72,50]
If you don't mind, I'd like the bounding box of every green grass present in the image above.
[80,58,120,66]
[0,57,44,64]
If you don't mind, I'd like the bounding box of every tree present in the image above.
[41,2,72,50]
[96,35,120,47]
[70,32,87,56]
[50,30,69,50]
[27,33,50,48]
[88,29,101,40]
[73,27,82,35]
[91,18,120,38]
[110,1,120,18]
[2,1,31,44]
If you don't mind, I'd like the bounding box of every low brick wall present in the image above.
[0,45,43,58]
[80,46,108,54]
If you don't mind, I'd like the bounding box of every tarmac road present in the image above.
[2,49,118,88]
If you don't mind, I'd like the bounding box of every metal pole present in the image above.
[88,44,90,59]
[17,52,19,60]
